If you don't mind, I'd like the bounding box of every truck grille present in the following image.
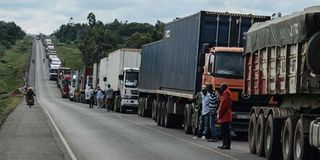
[131,90,139,95]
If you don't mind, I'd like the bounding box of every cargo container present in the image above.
[98,57,108,91]
[106,49,141,113]
[92,62,100,89]
[244,6,320,160]
[138,11,269,134]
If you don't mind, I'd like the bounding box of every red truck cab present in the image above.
[202,46,250,136]
[58,67,72,98]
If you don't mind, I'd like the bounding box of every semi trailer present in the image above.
[138,11,269,135]
[245,6,320,160]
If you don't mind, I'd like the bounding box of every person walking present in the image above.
[217,83,232,150]
[96,86,104,109]
[193,87,209,140]
[105,84,114,112]
[206,84,219,142]
[89,86,94,108]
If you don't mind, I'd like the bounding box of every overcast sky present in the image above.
[0,0,319,34]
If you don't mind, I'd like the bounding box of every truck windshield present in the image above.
[49,69,58,74]
[125,72,139,88]
[214,52,243,79]
[88,77,93,87]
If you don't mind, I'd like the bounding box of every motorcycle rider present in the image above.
[25,87,35,106]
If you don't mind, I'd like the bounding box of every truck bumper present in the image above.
[231,112,251,135]
[121,99,139,107]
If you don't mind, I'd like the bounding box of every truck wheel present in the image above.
[161,102,166,126]
[152,100,157,120]
[282,116,298,160]
[120,104,126,113]
[144,97,152,117]
[255,113,266,157]
[184,104,192,134]
[164,102,174,128]
[114,96,120,112]
[293,118,317,160]
[156,101,162,126]
[264,114,282,160]
[248,113,257,154]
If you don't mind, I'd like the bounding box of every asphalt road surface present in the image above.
[33,40,264,160]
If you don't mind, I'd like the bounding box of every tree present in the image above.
[87,12,96,27]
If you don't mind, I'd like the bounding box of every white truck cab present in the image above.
[119,68,140,109]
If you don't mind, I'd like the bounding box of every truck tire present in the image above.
[120,104,126,113]
[282,116,298,160]
[144,97,152,117]
[293,118,317,160]
[114,96,120,112]
[156,101,162,126]
[160,101,167,127]
[264,114,282,160]
[164,102,175,128]
[152,100,157,120]
[248,113,257,154]
[138,98,145,116]
[184,104,192,134]
[256,113,266,157]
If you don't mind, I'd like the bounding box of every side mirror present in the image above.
[103,77,107,82]
[119,75,124,80]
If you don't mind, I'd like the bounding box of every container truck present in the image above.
[81,66,93,103]
[69,71,77,101]
[138,11,269,135]
[245,6,320,160]
[106,49,141,113]
[57,67,72,98]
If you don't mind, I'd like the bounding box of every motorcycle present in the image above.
[26,96,34,108]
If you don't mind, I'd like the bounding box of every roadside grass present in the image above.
[0,37,32,126]
[53,40,84,70]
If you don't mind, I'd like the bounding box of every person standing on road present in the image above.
[217,83,232,150]
[105,84,114,112]
[89,86,94,108]
[96,86,104,109]
[193,87,209,140]
[206,84,219,142]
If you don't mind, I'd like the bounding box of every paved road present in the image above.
[0,41,69,160]
[34,40,264,160]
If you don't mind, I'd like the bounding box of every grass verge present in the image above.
[0,37,32,126]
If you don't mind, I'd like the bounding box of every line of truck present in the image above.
[41,6,320,160]
[38,35,72,98]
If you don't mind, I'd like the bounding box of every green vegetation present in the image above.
[0,21,26,56]
[53,40,84,70]
[53,12,164,66]
[0,37,31,125]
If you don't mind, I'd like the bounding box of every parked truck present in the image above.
[81,66,93,103]
[138,11,269,135]
[57,67,72,98]
[105,49,141,113]
[245,6,320,160]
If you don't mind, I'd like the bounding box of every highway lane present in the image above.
[34,40,264,160]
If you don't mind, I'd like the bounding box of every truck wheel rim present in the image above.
[295,130,301,158]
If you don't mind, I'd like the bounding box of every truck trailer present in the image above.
[105,49,141,113]
[245,6,320,160]
[138,11,269,135]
